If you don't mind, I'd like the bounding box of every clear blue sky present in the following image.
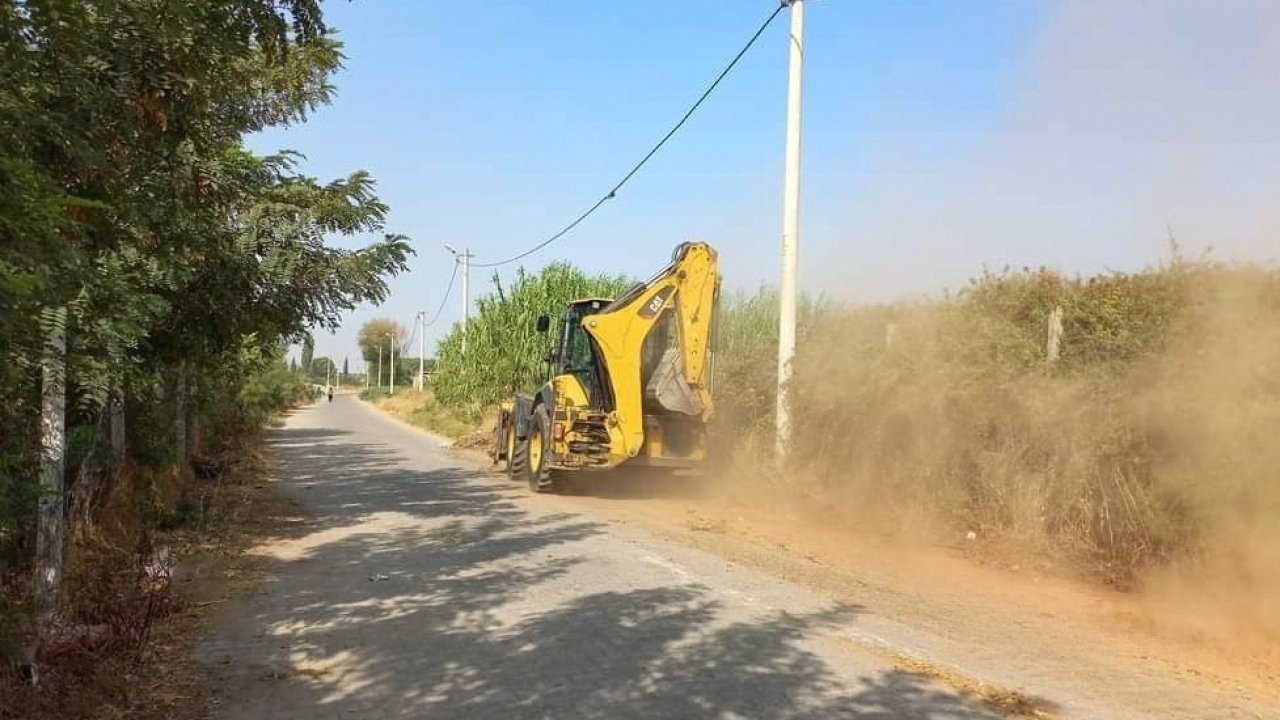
[250,0,1280,368]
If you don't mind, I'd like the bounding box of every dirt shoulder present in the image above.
[1,448,309,720]
[445,440,1280,718]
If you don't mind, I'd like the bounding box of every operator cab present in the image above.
[541,299,612,408]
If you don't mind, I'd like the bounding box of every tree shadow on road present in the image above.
[195,422,1037,719]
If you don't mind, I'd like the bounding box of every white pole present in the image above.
[389,333,396,394]
[33,310,66,671]
[776,0,805,459]
[418,311,426,391]
[377,345,383,390]
[461,249,471,355]
[443,242,473,356]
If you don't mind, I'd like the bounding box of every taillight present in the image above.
[552,422,565,440]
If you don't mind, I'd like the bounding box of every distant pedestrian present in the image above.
[327,387,334,403]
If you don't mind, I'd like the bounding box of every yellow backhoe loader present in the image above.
[493,242,719,492]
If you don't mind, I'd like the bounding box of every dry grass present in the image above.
[0,446,301,720]
[889,653,1059,719]
[365,389,483,439]
[717,262,1280,594]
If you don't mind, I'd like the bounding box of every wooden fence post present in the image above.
[1046,306,1064,362]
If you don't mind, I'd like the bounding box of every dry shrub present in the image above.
[52,466,186,661]
[0,452,268,719]
[57,533,178,657]
[1134,274,1280,648]
[721,262,1280,588]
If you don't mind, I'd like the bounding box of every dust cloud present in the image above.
[1134,275,1280,664]
[818,0,1280,302]
[788,0,1280,663]
[749,268,1280,668]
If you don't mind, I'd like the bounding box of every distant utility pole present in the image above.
[386,331,396,395]
[377,345,383,391]
[776,0,805,459]
[444,243,473,354]
[417,310,426,391]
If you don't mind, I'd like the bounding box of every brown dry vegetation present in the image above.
[362,389,481,440]
[0,437,299,720]
[714,260,1280,653]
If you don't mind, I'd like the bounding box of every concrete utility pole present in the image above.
[1046,306,1065,362]
[444,243,473,354]
[386,332,396,395]
[377,345,383,391]
[417,310,426,391]
[776,0,805,459]
[33,310,66,672]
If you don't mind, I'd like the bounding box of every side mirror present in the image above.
[535,314,551,333]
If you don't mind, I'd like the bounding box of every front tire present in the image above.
[520,405,558,493]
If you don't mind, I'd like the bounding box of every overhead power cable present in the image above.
[423,261,460,327]
[469,3,786,269]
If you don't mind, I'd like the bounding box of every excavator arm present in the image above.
[583,242,719,461]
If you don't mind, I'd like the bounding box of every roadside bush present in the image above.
[712,287,830,443]
[422,252,1280,584]
[722,260,1280,583]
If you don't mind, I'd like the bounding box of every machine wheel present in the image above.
[505,421,524,480]
[490,411,507,466]
[520,405,559,493]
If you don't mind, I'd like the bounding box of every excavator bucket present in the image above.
[645,346,703,415]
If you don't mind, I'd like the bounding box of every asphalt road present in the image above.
[193,395,1014,719]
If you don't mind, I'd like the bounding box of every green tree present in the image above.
[301,335,316,376]
[309,356,335,380]
[357,318,407,368]
[0,0,413,661]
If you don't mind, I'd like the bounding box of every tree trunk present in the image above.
[109,384,126,464]
[175,364,188,470]
[34,310,67,660]
[188,412,200,461]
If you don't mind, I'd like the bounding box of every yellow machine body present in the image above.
[495,242,720,487]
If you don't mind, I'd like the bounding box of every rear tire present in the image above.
[520,405,558,493]
[506,422,524,480]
